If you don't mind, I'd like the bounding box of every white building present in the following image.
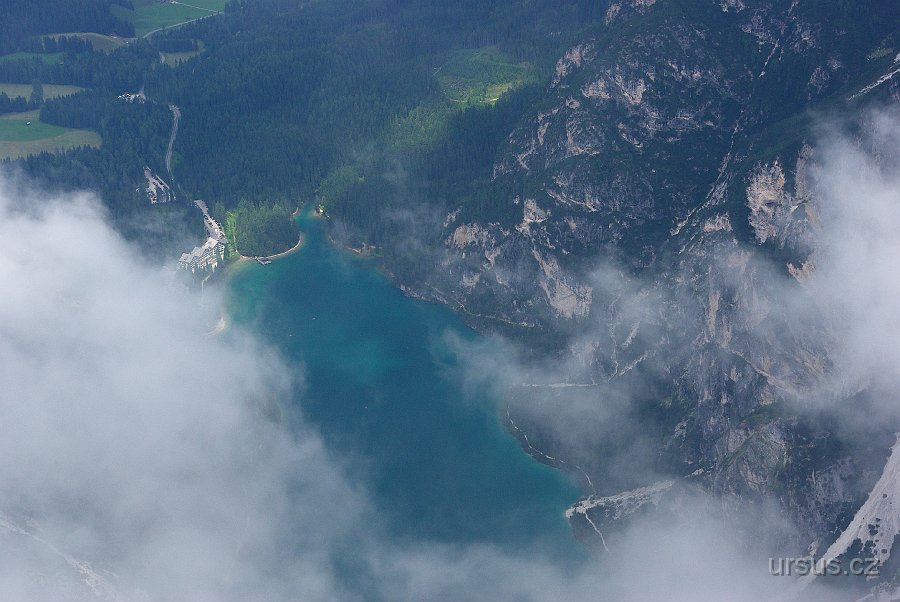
[178,236,225,273]
[178,199,229,275]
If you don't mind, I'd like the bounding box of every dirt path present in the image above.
[143,20,192,40]
[141,3,222,39]
[173,1,220,13]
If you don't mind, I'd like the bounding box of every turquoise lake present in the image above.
[226,211,580,560]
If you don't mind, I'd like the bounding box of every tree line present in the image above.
[226,200,299,258]
[20,35,95,55]
[0,41,158,91]
[0,0,134,55]
[5,0,593,262]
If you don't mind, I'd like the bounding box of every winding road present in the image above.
[165,104,180,180]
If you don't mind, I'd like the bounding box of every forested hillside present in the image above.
[5,0,900,596]
[1,0,597,259]
[0,0,162,221]
[147,0,591,203]
[225,200,298,257]
[1,38,179,256]
[0,0,134,54]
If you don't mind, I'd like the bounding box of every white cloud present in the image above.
[806,110,900,400]
[0,172,785,602]
[439,107,900,599]
[3,108,899,602]
[0,177,365,600]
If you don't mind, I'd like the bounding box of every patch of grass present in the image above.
[435,47,535,106]
[46,32,128,52]
[0,83,84,100]
[113,0,226,37]
[387,47,535,154]
[161,50,201,66]
[0,111,100,160]
[0,52,64,65]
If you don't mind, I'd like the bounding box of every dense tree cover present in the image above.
[0,0,134,55]
[0,38,172,250]
[39,89,171,181]
[0,0,895,280]
[0,26,185,256]
[8,88,175,255]
[3,0,595,261]
[140,0,591,206]
[0,92,39,114]
[0,41,158,90]
[318,83,548,282]
[229,200,299,257]
[30,80,44,106]
[324,83,544,232]
[20,35,95,55]
[149,1,436,204]
[11,143,193,260]
[154,38,199,53]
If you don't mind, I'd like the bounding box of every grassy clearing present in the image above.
[436,47,534,106]
[387,47,535,153]
[113,0,226,37]
[0,52,64,65]
[161,50,201,66]
[0,112,73,141]
[47,32,128,52]
[0,83,84,100]
[0,111,100,160]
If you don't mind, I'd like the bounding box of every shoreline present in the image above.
[236,232,304,264]
[234,205,305,264]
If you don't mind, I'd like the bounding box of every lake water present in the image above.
[226,211,580,561]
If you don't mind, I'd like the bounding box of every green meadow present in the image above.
[47,32,127,52]
[113,0,226,37]
[161,50,201,66]
[160,40,205,67]
[0,111,100,160]
[387,46,534,154]
[0,52,64,65]
[436,47,534,106]
[0,83,84,100]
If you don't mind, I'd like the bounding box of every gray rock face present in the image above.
[144,167,175,205]
[397,0,900,562]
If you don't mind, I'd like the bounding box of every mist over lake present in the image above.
[227,212,581,558]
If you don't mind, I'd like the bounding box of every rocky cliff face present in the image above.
[403,0,900,573]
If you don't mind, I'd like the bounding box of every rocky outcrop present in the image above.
[746,144,813,246]
[567,480,675,551]
[366,0,900,576]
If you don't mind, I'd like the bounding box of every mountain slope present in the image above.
[374,0,900,571]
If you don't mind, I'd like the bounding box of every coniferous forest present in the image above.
[228,200,298,258]
[2,0,595,261]
[0,0,134,55]
[2,2,900,599]
[1,0,894,266]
